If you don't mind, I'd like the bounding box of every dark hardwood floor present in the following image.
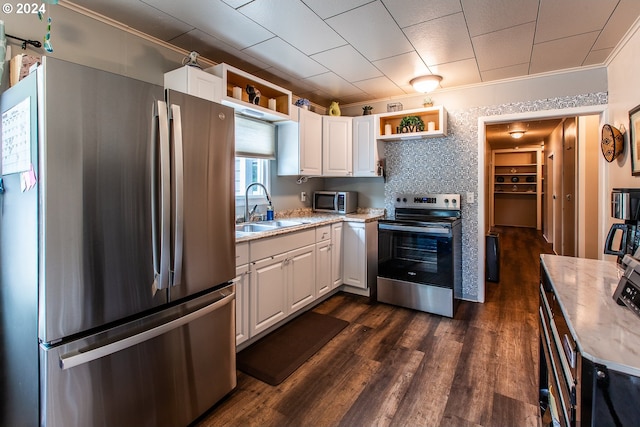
[196,226,554,427]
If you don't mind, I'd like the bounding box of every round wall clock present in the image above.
[601,124,624,162]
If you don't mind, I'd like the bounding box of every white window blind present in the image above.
[234,115,276,159]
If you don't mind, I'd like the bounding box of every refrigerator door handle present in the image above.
[58,290,235,370]
[170,104,185,287]
[156,100,171,290]
[151,102,161,283]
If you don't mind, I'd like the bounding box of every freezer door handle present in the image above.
[59,290,235,370]
[169,104,184,287]
[156,100,171,290]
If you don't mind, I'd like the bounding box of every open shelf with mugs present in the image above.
[490,148,543,229]
[375,106,447,141]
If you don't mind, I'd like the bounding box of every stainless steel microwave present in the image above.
[313,191,358,214]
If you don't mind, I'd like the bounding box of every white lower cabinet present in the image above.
[342,221,377,289]
[239,221,376,345]
[235,242,249,346]
[234,264,249,346]
[316,225,332,297]
[250,253,288,336]
[287,244,316,312]
[249,229,316,337]
[331,223,343,288]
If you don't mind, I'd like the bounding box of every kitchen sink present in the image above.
[260,220,303,228]
[235,220,305,234]
[235,223,277,233]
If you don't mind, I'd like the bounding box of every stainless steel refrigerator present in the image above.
[0,57,237,427]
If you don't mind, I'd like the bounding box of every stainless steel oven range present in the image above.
[377,194,462,317]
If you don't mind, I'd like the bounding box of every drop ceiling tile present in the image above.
[592,0,640,50]
[535,0,618,43]
[530,32,600,74]
[326,1,414,61]
[311,45,383,82]
[583,48,613,66]
[144,0,273,49]
[243,38,328,79]
[353,76,405,99]
[303,72,364,98]
[373,51,431,88]
[480,63,530,82]
[382,0,462,29]
[71,0,193,41]
[461,0,538,36]
[430,59,482,88]
[303,0,372,19]
[473,23,535,71]
[238,0,345,55]
[404,12,475,66]
[221,0,252,8]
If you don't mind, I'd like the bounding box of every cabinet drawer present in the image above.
[250,229,315,261]
[316,225,331,242]
[236,242,249,266]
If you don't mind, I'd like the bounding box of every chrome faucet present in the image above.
[244,182,272,222]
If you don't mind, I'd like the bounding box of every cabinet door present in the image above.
[316,241,332,297]
[234,264,249,346]
[331,223,343,288]
[288,244,316,313]
[164,66,222,103]
[353,115,379,177]
[299,108,323,175]
[188,67,222,103]
[322,116,353,176]
[250,254,288,336]
[343,223,366,288]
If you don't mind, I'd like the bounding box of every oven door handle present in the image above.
[379,223,451,234]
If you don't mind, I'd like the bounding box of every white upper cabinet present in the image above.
[322,116,352,176]
[277,106,322,176]
[164,66,222,103]
[352,115,383,177]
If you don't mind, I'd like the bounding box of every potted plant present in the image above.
[423,97,433,107]
[362,105,373,115]
[398,115,425,133]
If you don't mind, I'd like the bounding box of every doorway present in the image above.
[476,105,607,303]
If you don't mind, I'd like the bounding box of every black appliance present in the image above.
[604,188,640,263]
[486,232,500,282]
[377,194,462,317]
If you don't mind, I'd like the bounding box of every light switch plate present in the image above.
[467,192,474,204]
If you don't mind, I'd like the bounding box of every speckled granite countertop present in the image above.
[235,208,384,243]
[540,254,640,377]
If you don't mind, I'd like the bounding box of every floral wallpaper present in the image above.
[383,92,608,301]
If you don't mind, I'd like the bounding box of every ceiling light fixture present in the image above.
[410,74,443,93]
[509,130,525,139]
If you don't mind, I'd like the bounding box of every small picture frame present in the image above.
[630,104,640,175]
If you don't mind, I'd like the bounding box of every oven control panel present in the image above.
[394,194,460,209]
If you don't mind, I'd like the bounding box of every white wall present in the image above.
[603,19,640,260]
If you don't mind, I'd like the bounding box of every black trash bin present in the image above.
[486,232,500,282]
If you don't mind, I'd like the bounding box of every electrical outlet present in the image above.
[301,191,306,202]
[467,192,474,204]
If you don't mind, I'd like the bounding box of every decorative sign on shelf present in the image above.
[397,115,425,133]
